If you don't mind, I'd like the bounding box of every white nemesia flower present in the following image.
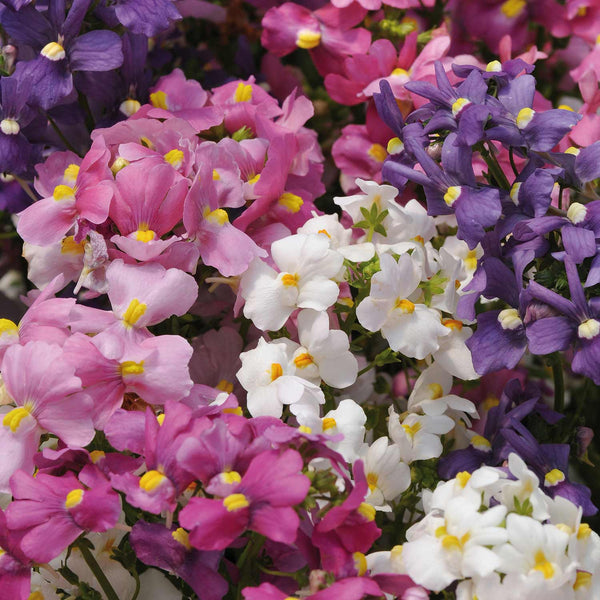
[431,317,479,380]
[294,309,358,388]
[359,436,410,510]
[240,233,343,331]
[356,253,450,359]
[236,338,324,420]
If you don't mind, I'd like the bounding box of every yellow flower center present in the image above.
[216,379,234,394]
[578,523,592,539]
[501,0,526,18]
[574,571,592,590]
[119,361,145,376]
[120,99,141,117]
[234,82,252,103]
[442,318,463,331]
[395,298,415,313]
[353,551,367,576]
[53,184,75,202]
[89,450,105,463]
[486,60,502,72]
[567,202,587,224]
[150,90,168,110]
[296,29,321,49]
[278,192,303,213]
[203,207,229,226]
[428,383,444,399]
[402,421,421,439]
[471,435,491,450]
[61,235,85,255]
[322,417,337,431]
[451,97,471,117]
[387,137,405,155]
[65,488,84,509]
[223,493,250,512]
[544,468,565,487]
[122,298,147,328]
[498,308,522,330]
[3,405,33,433]
[139,470,167,492]
[293,352,314,369]
[0,318,19,336]
[444,186,462,207]
[270,363,283,381]
[368,143,387,162]
[0,119,19,135]
[164,149,184,169]
[172,527,192,549]
[533,550,555,579]
[456,471,471,488]
[516,107,535,129]
[41,41,65,61]
[281,273,299,287]
[578,319,600,340]
[366,473,378,492]
[111,157,130,174]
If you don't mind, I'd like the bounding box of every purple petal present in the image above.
[69,30,123,72]
[525,316,575,355]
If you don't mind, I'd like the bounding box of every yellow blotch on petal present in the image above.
[270,363,283,381]
[212,169,221,181]
[64,163,80,183]
[533,550,555,579]
[247,173,261,184]
[222,471,242,485]
[558,104,574,112]
[394,298,415,314]
[157,413,166,426]
[28,592,44,600]
[486,60,502,72]
[577,6,587,16]
[366,473,378,492]
[278,192,303,213]
[387,137,405,155]
[135,229,156,243]
[578,523,592,539]
[120,99,141,117]
[358,502,376,522]
[412,235,424,244]
[402,421,421,439]
[574,571,592,590]
[456,471,471,488]
[317,228,331,238]
[204,207,229,226]
[223,406,243,416]
[3,406,32,433]
[122,298,147,328]
[428,383,444,399]
[368,143,387,163]
[353,551,368,576]
[111,157,130,175]
[53,185,75,202]
[216,379,234,394]
[296,29,321,49]
[444,185,462,207]
[565,146,580,156]
[322,417,337,431]
[451,97,471,117]
[164,148,184,169]
[501,0,526,18]
[120,361,145,376]
[471,435,491,451]
[139,470,167,492]
[298,425,312,434]
[293,352,314,369]
[544,468,565,487]
[483,395,499,411]
[516,107,535,129]
[172,527,192,550]
[442,318,463,331]
[41,41,65,61]
[441,534,461,551]
[150,90,168,110]
[281,273,299,287]
[0,318,18,336]
[234,82,252,103]
[65,488,84,509]
[60,236,85,257]
[391,67,409,77]
[223,493,249,512]
[89,450,105,463]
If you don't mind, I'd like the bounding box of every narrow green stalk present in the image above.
[76,541,120,600]
[508,147,518,176]
[46,112,81,156]
[479,142,510,190]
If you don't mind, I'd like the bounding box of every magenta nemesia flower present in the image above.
[6,466,121,564]
[0,508,31,600]
[179,449,310,550]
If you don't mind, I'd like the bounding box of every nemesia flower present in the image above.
[6,466,121,563]
[179,449,310,550]
[240,233,343,331]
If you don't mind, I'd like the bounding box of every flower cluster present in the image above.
[0,0,599,599]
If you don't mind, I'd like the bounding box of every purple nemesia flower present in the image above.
[385,131,501,248]
[502,420,597,515]
[485,74,581,152]
[95,0,181,37]
[526,258,600,383]
[6,465,121,563]
[2,0,123,110]
[130,521,227,600]
[0,508,31,600]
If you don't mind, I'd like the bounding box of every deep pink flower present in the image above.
[179,449,310,550]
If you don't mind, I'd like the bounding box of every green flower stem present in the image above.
[76,541,120,600]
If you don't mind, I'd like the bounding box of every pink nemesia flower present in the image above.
[69,259,198,341]
[0,341,94,492]
[17,137,113,246]
[0,509,31,600]
[179,449,310,550]
[6,466,121,563]
[261,3,371,76]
